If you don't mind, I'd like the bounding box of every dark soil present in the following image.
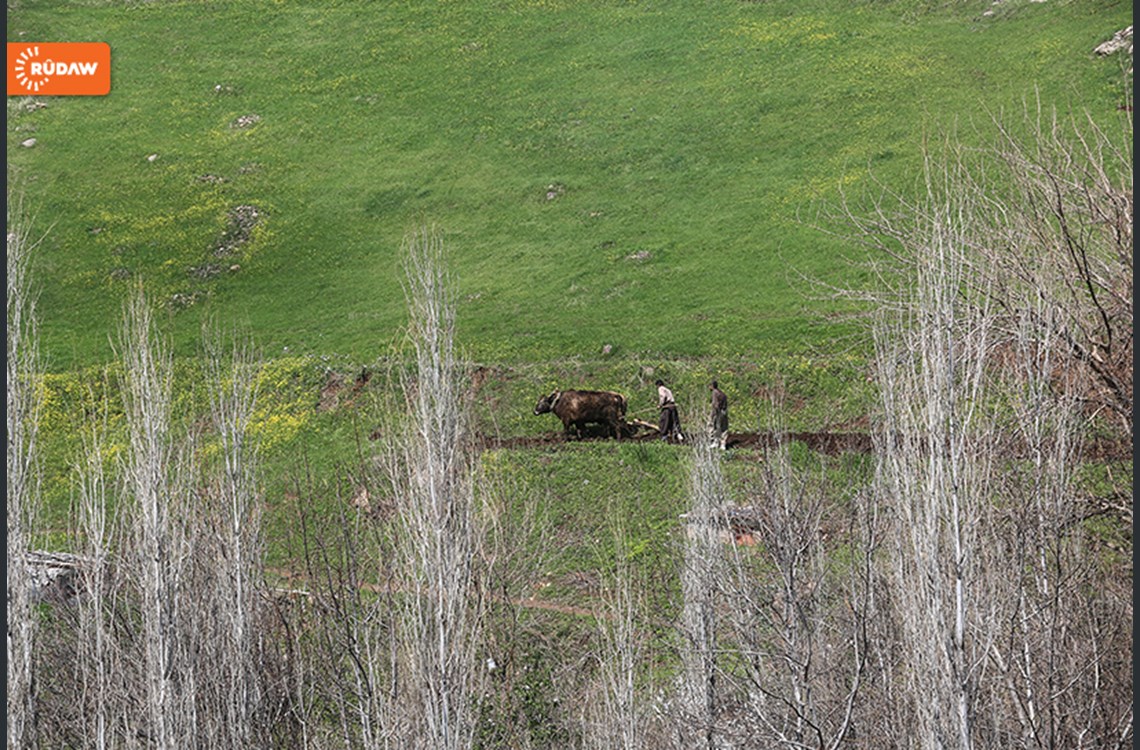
[477,427,871,455]
[477,426,1132,461]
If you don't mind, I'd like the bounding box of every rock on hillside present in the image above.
[1095,26,1133,70]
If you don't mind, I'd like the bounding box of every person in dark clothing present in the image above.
[656,379,682,443]
[709,380,729,450]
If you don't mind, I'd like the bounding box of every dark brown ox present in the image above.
[534,389,627,439]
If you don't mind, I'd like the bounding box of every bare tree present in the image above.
[839,101,1132,437]
[842,117,1133,749]
[972,305,1133,749]
[271,226,494,750]
[716,431,870,750]
[674,440,726,749]
[386,224,485,750]
[7,189,44,750]
[194,329,267,748]
[73,422,122,750]
[586,516,649,750]
[111,295,267,749]
[981,100,1132,434]
[119,287,199,748]
[871,193,995,750]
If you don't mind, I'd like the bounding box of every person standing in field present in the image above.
[709,380,728,450]
[656,379,682,443]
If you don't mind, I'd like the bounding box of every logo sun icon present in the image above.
[12,46,48,93]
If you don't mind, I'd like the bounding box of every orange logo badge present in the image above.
[7,43,111,96]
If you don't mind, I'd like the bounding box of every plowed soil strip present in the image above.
[478,430,1131,461]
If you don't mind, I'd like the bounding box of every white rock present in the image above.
[1095,26,1133,57]
[20,138,37,148]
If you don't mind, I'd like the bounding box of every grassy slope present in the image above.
[7,0,1131,370]
[8,0,1131,581]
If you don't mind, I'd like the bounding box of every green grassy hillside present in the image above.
[7,0,1130,370]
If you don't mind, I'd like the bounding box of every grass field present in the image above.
[8,0,1131,571]
[8,0,1131,370]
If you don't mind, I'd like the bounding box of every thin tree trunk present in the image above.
[7,192,43,750]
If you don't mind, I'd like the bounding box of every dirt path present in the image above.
[477,428,873,454]
[478,429,1132,461]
